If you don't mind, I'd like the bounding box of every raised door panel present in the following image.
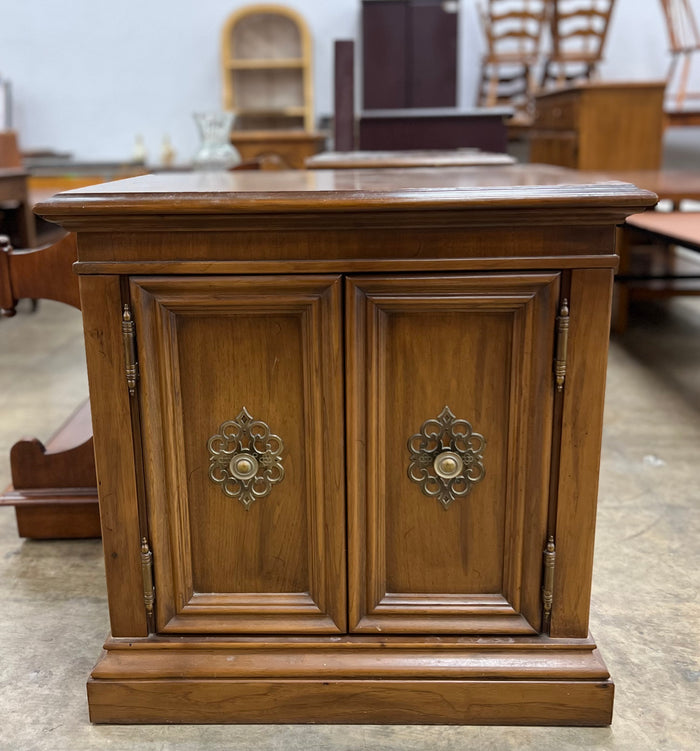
[131,275,345,634]
[347,273,560,634]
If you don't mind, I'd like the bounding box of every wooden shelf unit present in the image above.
[226,58,304,70]
[221,4,313,131]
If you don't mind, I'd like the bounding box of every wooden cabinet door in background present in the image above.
[409,0,459,107]
[347,273,560,634]
[362,0,458,109]
[130,275,346,634]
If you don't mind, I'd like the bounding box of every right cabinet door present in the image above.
[347,273,561,634]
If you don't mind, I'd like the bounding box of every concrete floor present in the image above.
[0,295,698,750]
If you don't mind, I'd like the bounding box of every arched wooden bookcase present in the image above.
[221,4,314,132]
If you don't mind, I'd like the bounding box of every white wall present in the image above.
[2,0,697,162]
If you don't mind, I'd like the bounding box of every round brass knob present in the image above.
[229,453,259,480]
[434,450,463,479]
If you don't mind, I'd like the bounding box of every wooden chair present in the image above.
[0,157,276,540]
[661,0,700,110]
[0,233,100,538]
[477,0,547,119]
[541,0,616,88]
[0,130,36,249]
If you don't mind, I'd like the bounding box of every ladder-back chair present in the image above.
[478,0,547,119]
[661,0,700,110]
[541,0,616,88]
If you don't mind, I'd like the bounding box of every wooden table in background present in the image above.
[626,210,700,250]
[579,169,700,208]
[230,130,326,169]
[615,211,700,330]
[577,170,700,331]
[306,149,515,169]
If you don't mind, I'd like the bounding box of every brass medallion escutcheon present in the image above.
[407,405,486,509]
[207,407,285,510]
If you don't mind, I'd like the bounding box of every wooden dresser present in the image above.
[37,167,654,725]
[530,82,666,170]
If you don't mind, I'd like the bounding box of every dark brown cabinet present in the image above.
[362,0,458,109]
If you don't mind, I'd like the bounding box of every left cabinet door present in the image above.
[130,275,346,634]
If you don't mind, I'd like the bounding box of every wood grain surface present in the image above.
[131,275,346,634]
[87,679,614,725]
[347,273,559,634]
[42,166,657,724]
[79,274,147,636]
[552,269,615,638]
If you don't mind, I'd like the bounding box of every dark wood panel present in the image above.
[79,274,147,637]
[87,678,614,725]
[409,1,457,107]
[552,268,614,638]
[72,225,619,267]
[13,497,100,539]
[359,114,509,152]
[362,1,409,109]
[0,232,77,314]
[334,40,355,151]
[75,254,620,279]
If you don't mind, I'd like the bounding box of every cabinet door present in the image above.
[347,273,560,634]
[409,0,458,107]
[130,276,346,634]
[362,0,409,109]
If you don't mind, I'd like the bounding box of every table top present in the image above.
[36,165,656,218]
[360,107,513,119]
[579,170,700,203]
[535,81,667,100]
[626,211,700,253]
[35,166,657,238]
[306,150,516,169]
[230,130,326,143]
